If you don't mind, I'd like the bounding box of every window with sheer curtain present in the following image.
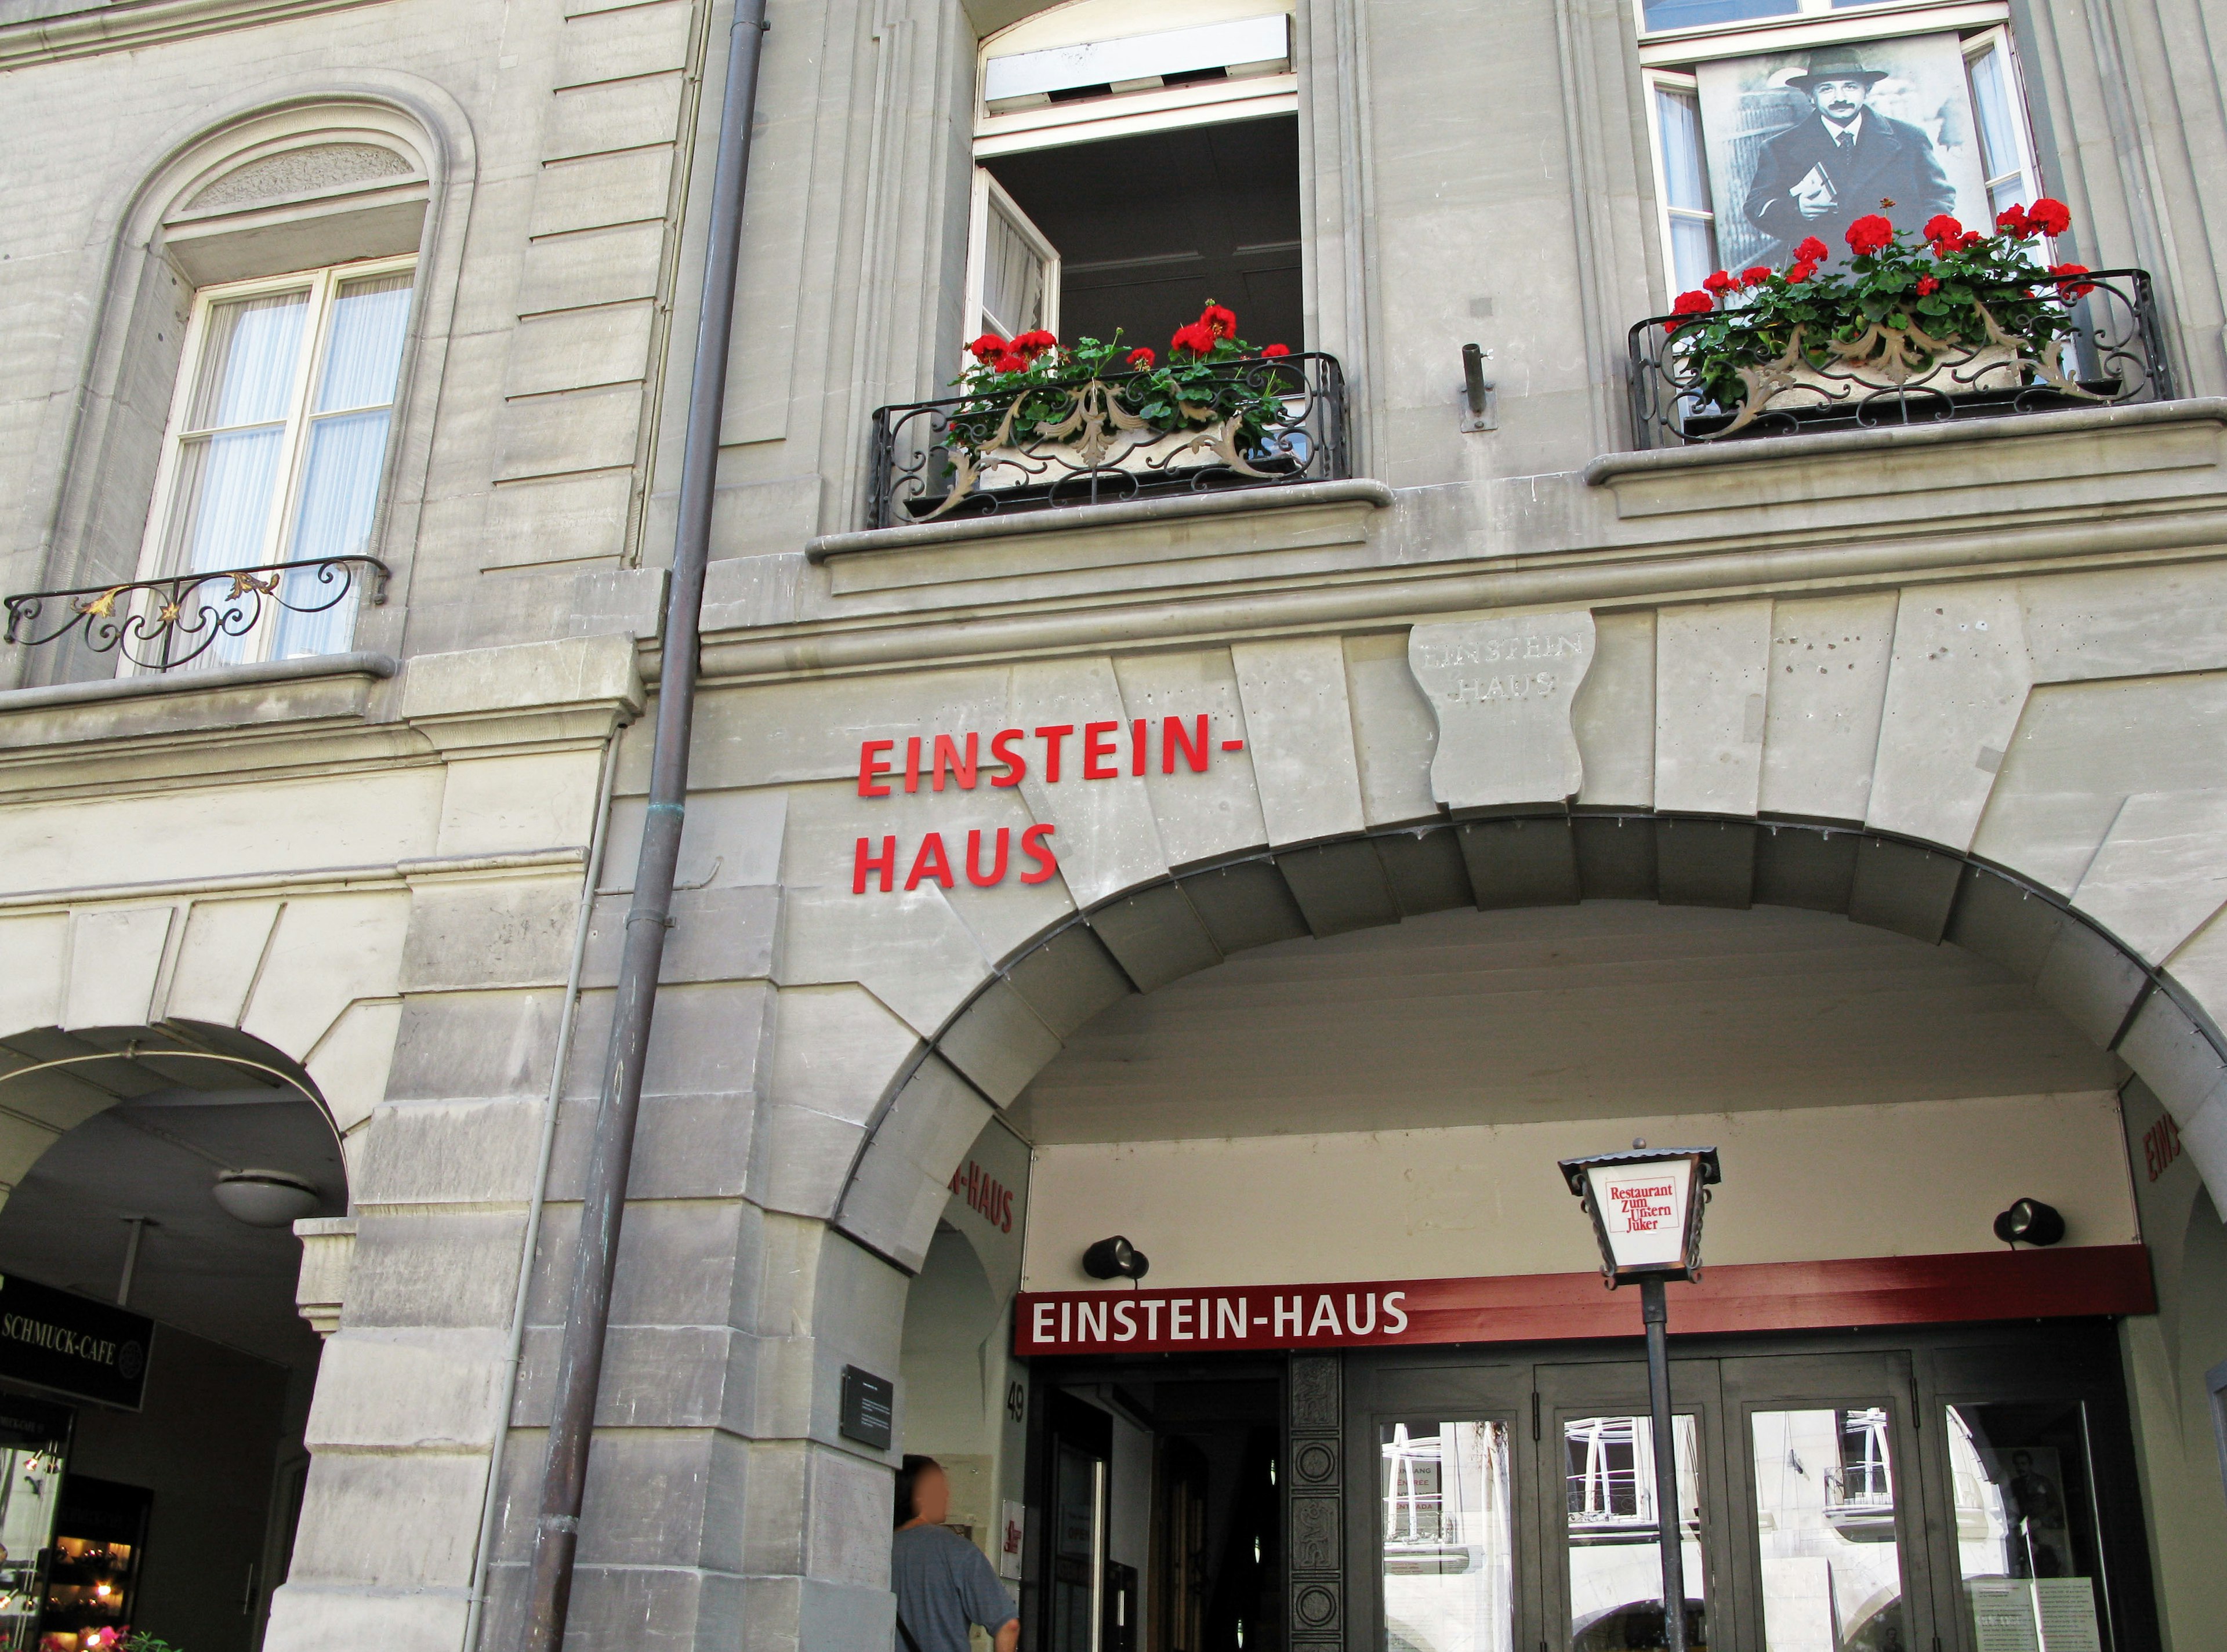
[137,257,414,670]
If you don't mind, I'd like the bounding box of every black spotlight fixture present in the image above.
[1082,1236,1150,1281]
[1993,1198,2066,1248]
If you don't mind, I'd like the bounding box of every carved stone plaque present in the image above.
[1409,611,1597,812]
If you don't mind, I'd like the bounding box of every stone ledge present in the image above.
[0,652,400,756]
[803,478,1398,564]
[0,651,396,714]
[1583,395,2227,489]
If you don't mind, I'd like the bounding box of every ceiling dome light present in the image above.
[211,1169,321,1228]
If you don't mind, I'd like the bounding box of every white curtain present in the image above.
[1655,85,1719,295]
[984,198,1048,339]
[275,272,412,658]
[1967,45,2032,217]
[165,289,309,665]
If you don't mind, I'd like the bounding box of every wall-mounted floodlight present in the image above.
[1081,1236,1149,1281]
[1993,1198,2065,1248]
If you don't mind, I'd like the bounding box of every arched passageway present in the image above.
[0,1021,346,1652]
[885,844,2222,1652]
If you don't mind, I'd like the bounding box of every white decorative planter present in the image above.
[1759,341,2026,410]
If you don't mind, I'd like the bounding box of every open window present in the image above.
[965,0,1303,360]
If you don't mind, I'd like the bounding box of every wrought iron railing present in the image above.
[4,555,387,673]
[865,351,1348,529]
[1626,268,2173,449]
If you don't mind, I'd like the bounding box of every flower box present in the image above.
[1664,199,2102,438]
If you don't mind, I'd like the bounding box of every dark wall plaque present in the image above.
[839,1364,894,1450]
[0,1275,153,1410]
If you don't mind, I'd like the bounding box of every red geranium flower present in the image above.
[1702,268,1735,295]
[992,352,1029,373]
[1170,321,1216,355]
[1794,236,1830,263]
[1672,290,1715,315]
[1125,346,1156,368]
[1786,259,1819,285]
[1996,204,2032,237]
[1261,342,1291,358]
[1915,275,1939,296]
[1846,215,1895,256]
[1010,329,1057,355]
[1923,213,1963,246]
[1201,303,1239,340]
[2027,198,2072,236]
[2050,262,2096,297]
[967,333,1006,363]
[1740,266,1773,288]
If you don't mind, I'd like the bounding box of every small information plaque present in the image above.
[839,1364,894,1450]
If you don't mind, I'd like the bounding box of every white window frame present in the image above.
[963,169,1063,362]
[1962,25,2042,218]
[1635,0,2008,65]
[132,254,414,665]
[1644,68,1717,304]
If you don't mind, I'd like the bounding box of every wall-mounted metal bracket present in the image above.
[1460,342,1497,431]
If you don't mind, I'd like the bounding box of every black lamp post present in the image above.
[1558,1145,1722,1652]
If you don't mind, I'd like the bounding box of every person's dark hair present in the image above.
[895,1454,941,1528]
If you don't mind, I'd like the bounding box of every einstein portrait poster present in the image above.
[1695,33,1992,274]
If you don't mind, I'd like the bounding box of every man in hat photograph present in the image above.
[1741,49,1957,264]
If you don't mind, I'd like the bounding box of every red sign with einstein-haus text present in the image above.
[1013,1247,2157,1357]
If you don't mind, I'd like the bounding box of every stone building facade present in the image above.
[1,0,2226,1648]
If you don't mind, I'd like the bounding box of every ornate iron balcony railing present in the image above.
[865,351,1348,530]
[1626,268,2173,450]
[4,555,388,673]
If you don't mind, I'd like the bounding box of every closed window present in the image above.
[139,257,413,668]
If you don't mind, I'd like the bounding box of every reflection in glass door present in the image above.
[1564,1414,1707,1652]
[1749,1407,1909,1651]
[1380,1420,1515,1652]
[1946,1402,2116,1652]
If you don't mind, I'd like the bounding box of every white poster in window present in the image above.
[2031,1578,2102,1652]
[999,1499,1026,1580]
[1694,32,1993,273]
[1968,1578,2040,1652]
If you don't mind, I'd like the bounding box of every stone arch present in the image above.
[28,74,477,681]
[829,809,2227,1274]
[0,889,409,1192]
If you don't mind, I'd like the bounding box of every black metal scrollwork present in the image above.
[866,353,1349,530]
[1626,268,2172,450]
[4,555,389,673]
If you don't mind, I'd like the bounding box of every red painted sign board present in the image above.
[1013,1246,2156,1357]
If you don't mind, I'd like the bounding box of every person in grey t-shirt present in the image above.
[891,1454,1018,1652]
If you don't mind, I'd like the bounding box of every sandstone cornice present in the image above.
[0,0,391,68]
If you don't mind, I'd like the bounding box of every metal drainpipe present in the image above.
[461,727,623,1652]
[519,1,770,1646]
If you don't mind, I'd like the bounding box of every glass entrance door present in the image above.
[1539,1360,1729,1652]
[1349,1324,2155,1652]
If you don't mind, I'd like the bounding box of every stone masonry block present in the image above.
[1232,636,1369,845]
[766,985,920,1127]
[527,1197,751,1328]
[386,989,566,1101]
[1654,598,1771,818]
[286,1451,489,1589]
[835,1056,991,1273]
[401,875,580,992]
[1087,883,1223,992]
[263,1582,467,1652]
[547,1091,759,1203]
[936,979,1062,1106]
[304,1326,507,1450]
[2116,992,2227,1121]
[2033,919,2149,1048]
[1846,837,1963,943]
[1000,922,1133,1036]
[1179,859,1312,952]
[582,884,781,987]
[353,1097,542,1207]
[343,1211,525,1331]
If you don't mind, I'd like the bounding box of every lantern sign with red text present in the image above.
[1558,1146,1721,1286]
